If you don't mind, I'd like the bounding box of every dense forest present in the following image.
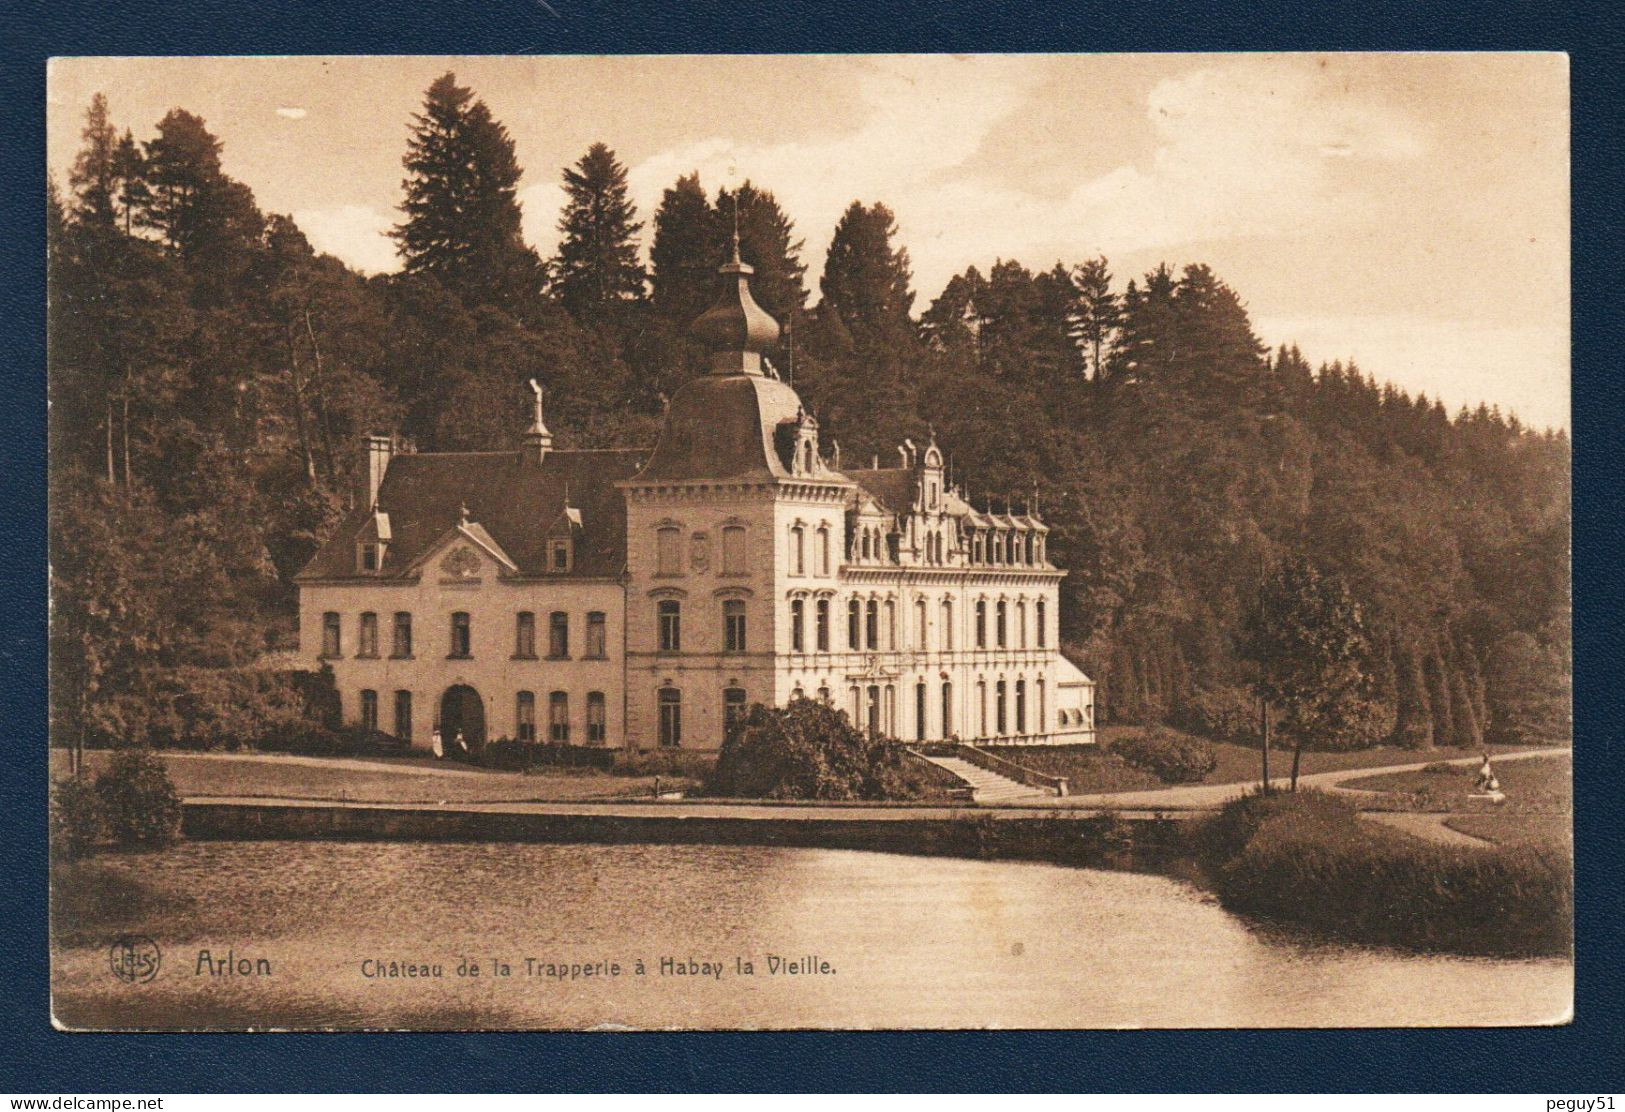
[48,74,1571,754]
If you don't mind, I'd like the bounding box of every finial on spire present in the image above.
[458,501,470,525]
[731,195,742,264]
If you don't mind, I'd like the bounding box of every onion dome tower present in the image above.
[689,227,782,375]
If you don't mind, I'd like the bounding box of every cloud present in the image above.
[521,56,1046,291]
[1254,312,1569,430]
[293,203,400,274]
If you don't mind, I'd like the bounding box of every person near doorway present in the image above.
[454,729,468,758]
[431,726,443,760]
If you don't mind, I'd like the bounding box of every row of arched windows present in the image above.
[836,673,1048,741]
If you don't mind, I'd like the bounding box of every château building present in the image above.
[295,243,1096,752]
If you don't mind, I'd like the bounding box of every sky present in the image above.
[46,53,1570,429]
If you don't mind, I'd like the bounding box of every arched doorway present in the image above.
[438,685,486,759]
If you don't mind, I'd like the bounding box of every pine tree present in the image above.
[68,94,121,230]
[818,201,914,343]
[139,109,263,263]
[392,73,544,315]
[649,172,717,324]
[1068,256,1118,381]
[554,142,646,314]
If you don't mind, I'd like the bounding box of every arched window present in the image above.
[549,691,570,743]
[941,599,955,651]
[816,598,831,651]
[723,686,748,742]
[884,599,897,651]
[975,600,987,648]
[816,525,831,576]
[995,680,1008,735]
[657,600,681,652]
[322,611,341,658]
[995,600,1007,648]
[722,525,746,575]
[865,599,879,650]
[657,687,682,748]
[723,599,747,653]
[360,689,378,732]
[865,685,881,736]
[394,690,412,742]
[656,526,682,576]
[791,524,806,575]
[848,598,861,650]
[915,681,928,741]
[1015,679,1027,735]
[1017,601,1028,649]
[1036,678,1046,734]
[941,681,953,738]
[1036,599,1047,648]
[514,611,536,658]
[586,691,607,744]
[358,612,379,658]
[790,598,805,653]
[977,679,988,736]
[548,611,569,658]
[915,598,928,649]
[391,612,412,658]
[516,691,536,742]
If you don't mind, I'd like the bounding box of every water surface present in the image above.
[53,841,1572,1029]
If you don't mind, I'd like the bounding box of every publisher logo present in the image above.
[108,935,161,984]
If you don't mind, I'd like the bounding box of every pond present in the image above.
[52,841,1572,1029]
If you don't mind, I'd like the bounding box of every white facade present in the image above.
[296,250,1095,753]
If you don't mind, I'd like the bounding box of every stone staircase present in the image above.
[918,753,1052,804]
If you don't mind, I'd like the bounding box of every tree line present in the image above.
[48,73,1571,753]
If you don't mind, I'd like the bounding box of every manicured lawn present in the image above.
[1341,753,1571,815]
[991,725,1538,793]
[1444,814,1572,851]
[50,749,701,803]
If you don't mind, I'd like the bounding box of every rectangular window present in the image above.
[1016,679,1027,734]
[658,688,682,748]
[816,598,830,652]
[722,525,746,575]
[548,611,569,658]
[816,527,830,576]
[724,599,747,653]
[916,599,928,650]
[1018,602,1028,649]
[586,611,606,658]
[996,601,1008,649]
[885,600,897,651]
[549,691,570,743]
[941,681,953,738]
[658,600,681,652]
[586,691,607,744]
[848,599,861,650]
[1037,600,1047,648]
[392,612,412,658]
[358,612,379,657]
[865,599,879,651]
[515,611,536,658]
[550,540,570,572]
[657,526,682,575]
[790,599,805,653]
[516,690,536,742]
[321,612,341,658]
[394,690,412,741]
[360,689,378,732]
[450,612,471,657]
[791,525,805,575]
[724,687,748,742]
[941,600,954,651]
[915,682,927,741]
[979,682,988,735]
[996,680,1008,735]
[360,543,379,572]
[975,601,987,649]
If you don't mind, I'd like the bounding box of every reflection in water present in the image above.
[52,841,1572,1029]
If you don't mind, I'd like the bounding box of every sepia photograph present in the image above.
[45,52,1572,1031]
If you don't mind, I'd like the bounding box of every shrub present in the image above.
[613,749,716,779]
[1192,787,1571,957]
[708,697,929,801]
[1176,685,1258,745]
[1111,728,1217,784]
[50,776,105,859]
[95,750,181,848]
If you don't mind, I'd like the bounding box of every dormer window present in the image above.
[550,539,572,572]
[358,542,381,573]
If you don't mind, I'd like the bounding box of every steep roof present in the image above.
[843,467,918,515]
[633,373,809,482]
[297,448,647,581]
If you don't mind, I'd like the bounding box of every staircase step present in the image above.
[915,751,1051,803]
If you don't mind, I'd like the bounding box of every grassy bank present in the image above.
[1191,790,1572,957]
[1340,753,1571,814]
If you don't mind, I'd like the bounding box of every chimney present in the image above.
[358,434,393,510]
[523,378,554,465]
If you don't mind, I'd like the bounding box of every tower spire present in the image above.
[689,203,781,376]
[523,377,553,463]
